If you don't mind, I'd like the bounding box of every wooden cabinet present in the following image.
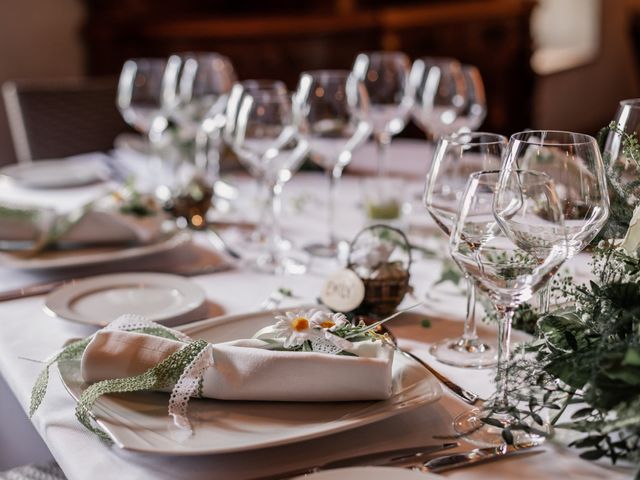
[82,0,536,134]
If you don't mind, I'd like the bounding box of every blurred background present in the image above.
[0,0,638,165]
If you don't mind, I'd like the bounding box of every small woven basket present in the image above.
[347,225,412,317]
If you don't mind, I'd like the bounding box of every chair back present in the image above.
[2,78,129,163]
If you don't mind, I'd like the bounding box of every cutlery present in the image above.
[206,227,242,260]
[256,442,458,480]
[398,349,485,406]
[376,323,484,406]
[0,263,234,302]
[417,442,542,473]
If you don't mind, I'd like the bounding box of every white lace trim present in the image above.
[168,344,214,431]
[106,314,193,342]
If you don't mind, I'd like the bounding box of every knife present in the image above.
[256,442,458,479]
[420,442,542,473]
[398,349,484,406]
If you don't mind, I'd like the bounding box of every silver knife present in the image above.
[256,442,458,480]
[398,349,484,406]
[421,443,542,473]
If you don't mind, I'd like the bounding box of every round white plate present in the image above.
[45,272,206,326]
[0,230,190,270]
[293,466,441,480]
[1,157,111,188]
[58,307,442,455]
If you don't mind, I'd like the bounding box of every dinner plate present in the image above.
[45,272,206,326]
[0,230,190,270]
[1,156,111,188]
[58,308,442,455]
[292,466,441,480]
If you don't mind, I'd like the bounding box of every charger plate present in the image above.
[0,230,189,270]
[58,308,442,455]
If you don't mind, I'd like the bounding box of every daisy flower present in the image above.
[270,309,319,348]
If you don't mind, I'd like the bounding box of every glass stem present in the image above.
[375,131,391,178]
[494,305,515,412]
[253,176,271,244]
[265,181,281,264]
[326,165,341,248]
[462,276,478,342]
[538,284,551,314]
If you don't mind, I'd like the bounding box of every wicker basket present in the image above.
[347,225,412,317]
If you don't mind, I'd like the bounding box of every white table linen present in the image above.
[0,140,632,479]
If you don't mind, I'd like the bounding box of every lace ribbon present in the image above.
[30,315,213,441]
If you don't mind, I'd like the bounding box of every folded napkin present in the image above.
[0,191,167,247]
[81,326,394,402]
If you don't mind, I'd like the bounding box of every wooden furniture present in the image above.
[82,0,536,134]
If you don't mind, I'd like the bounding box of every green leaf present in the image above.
[623,348,640,367]
[420,319,431,329]
[569,436,604,448]
[481,417,506,429]
[579,449,606,460]
[571,407,594,420]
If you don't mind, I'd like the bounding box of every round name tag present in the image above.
[320,268,366,312]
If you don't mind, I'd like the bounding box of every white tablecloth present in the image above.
[0,140,632,479]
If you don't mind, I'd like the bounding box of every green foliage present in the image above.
[485,244,640,469]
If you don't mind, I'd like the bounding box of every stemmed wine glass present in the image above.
[293,70,371,258]
[423,132,507,368]
[411,58,486,139]
[503,131,610,311]
[451,169,569,446]
[117,57,175,190]
[160,53,236,226]
[227,81,309,273]
[457,65,487,132]
[352,52,413,176]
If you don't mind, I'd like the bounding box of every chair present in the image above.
[2,78,130,163]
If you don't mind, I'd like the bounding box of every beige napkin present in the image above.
[0,197,167,247]
[81,329,395,402]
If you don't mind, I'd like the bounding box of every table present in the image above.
[0,141,633,479]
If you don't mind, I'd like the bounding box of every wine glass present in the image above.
[168,52,236,136]
[503,131,610,311]
[117,57,175,144]
[352,52,413,176]
[456,64,487,132]
[117,57,178,192]
[227,81,309,273]
[224,80,289,246]
[423,132,507,368]
[411,58,486,139]
[451,169,569,446]
[293,70,371,257]
[160,53,236,226]
[410,57,464,139]
[603,99,640,238]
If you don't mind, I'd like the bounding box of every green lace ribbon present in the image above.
[29,326,204,442]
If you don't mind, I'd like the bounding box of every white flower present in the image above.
[621,204,640,254]
[309,310,349,331]
[270,309,319,348]
[350,237,394,269]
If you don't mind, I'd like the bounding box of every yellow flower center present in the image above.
[319,320,335,328]
[291,317,309,332]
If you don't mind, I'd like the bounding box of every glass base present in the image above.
[245,252,308,275]
[430,337,497,368]
[304,241,339,258]
[454,408,547,447]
